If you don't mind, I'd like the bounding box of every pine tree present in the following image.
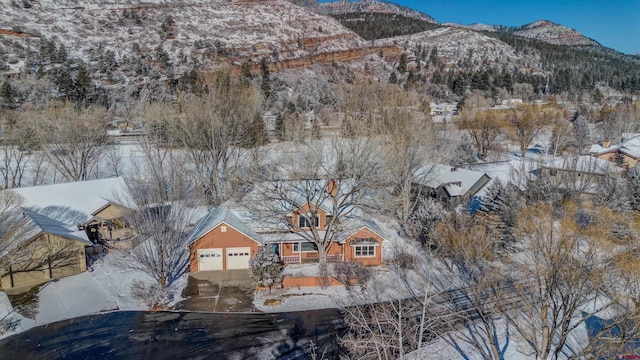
[398,53,407,74]
[595,176,631,213]
[249,247,284,290]
[260,57,270,99]
[1,80,14,105]
[450,135,478,165]
[626,167,640,211]
[74,66,93,102]
[405,197,449,246]
[388,72,397,84]
[479,179,521,244]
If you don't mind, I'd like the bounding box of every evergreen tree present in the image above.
[479,179,521,245]
[593,88,604,104]
[627,167,640,211]
[74,65,93,102]
[249,247,284,290]
[260,57,271,99]
[388,72,398,84]
[1,80,14,105]
[398,53,407,74]
[595,176,631,213]
[450,135,478,165]
[55,68,74,98]
[55,43,67,63]
[405,197,449,246]
[241,60,251,79]
[275,113,285,141]
[242,113,269,148]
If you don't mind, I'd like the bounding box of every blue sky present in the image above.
[337,1,640,54]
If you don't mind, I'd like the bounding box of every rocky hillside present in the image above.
[316,0,435,23]
[0,0,637,110]
[513,20,600,47]
[0,0,373,71]
[376,26,542,73]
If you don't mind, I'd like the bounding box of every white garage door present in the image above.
[226,247,251,270]
[198,248,223,271]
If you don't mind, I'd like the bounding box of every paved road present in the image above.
[0,309,345,360]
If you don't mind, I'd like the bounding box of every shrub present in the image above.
[249,247,284,290]
[331,261,372,291]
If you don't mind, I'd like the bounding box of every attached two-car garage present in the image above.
[197,247,251,271]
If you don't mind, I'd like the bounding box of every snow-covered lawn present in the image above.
[0,250,187,340]
[255,263,433,312]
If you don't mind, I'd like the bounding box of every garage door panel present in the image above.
[198,248,223,271]
[226,247,251,270]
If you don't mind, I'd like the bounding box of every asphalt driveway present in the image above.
[172,270,257,312]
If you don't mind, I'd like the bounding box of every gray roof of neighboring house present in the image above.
[21,208,91,245]
[416,164,491,197]
[186,206,263,246]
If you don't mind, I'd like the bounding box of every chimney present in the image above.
[603,138,611,148]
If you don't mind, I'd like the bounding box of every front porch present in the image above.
[271,241,345,264]
[281,253,344,264]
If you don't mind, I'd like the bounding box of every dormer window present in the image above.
[298,215,319,228]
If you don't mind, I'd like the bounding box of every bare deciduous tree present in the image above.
[431,214,510,360]
[0,118,42,189]
[38,104,109,181]
[174,71,262,205]
[459,109,504,161]
[121,132,195,289]
[507,104,559,159]
[504,203,640,359]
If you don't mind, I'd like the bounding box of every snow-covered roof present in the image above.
[540,155,624,175]
[186,206,263,245]
[416,164,490,197]
[589,136,640,159]
[7,177,131,224]
[21,208,91,245]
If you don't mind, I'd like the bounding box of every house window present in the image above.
[298,215,319,228]
[292,242,318,253]
[354,245,376,257]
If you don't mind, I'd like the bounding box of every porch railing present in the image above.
[281,255,302,264]
[327,254,344,262]
[280,254,344,264]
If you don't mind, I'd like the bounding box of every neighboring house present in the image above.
[532,155,623,192]
[186,201,386,273]
[589,137,640,169]
[0,208,91,291]
[8,177,135,245]
[415,164,492,210]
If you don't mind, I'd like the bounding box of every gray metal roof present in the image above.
[21,208,92,245]
[186,206,263,245]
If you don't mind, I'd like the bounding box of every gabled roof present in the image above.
[186,206,263,245]
[7,177,131,224]
[416,164,491,197]
[590,136,640,159]
[21,208,91,244]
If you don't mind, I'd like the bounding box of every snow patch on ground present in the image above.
[0,251,187,339]
[255,263,432,312]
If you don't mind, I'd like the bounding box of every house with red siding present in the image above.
[186,200,387,274]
